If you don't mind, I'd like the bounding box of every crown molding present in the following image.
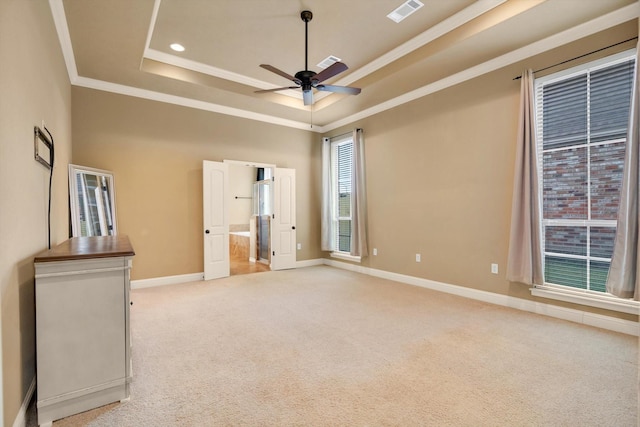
[325,0,507,91]
[143,48,303,100]
[49,0,637,134]
[49,0,78,83]
[142,0,506,104]
[322,3,639,132]
[73,76,319,132]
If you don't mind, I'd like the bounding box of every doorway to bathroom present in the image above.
[228,162,273,276]
[203,160,297,280]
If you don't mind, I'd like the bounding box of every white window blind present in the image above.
[535,52,635,293]
[331,138,353,253]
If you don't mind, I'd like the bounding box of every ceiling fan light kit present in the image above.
[255,10,361,106]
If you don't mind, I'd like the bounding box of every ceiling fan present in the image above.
[255,10,361,106]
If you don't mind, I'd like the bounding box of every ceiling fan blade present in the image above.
[302,90,314,106]
[260,64,301,84]
[316,84,361,95]
[254,86,299,93]
[313,62,348,83]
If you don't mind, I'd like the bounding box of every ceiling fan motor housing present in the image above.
[295,70,318,91]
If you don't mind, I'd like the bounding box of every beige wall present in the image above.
[229,164,257,227]
[0,4,634,426]
[325,22,638,323]
[0,1,72,425]
[71,88,322,280]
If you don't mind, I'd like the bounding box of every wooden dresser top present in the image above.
[34,235,135,262]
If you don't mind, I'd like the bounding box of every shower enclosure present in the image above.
[253,173,272,264]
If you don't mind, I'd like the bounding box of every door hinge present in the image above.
[272,251,275,256]
[272,176,275,181]
[272,214,275,219]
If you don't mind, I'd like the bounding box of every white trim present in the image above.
[322,3,639,132]
[131,272,204,289]
[48,0,78,83]
[130,261,326,288]
[140,0,504,105]
[223,159,276,169]
[532,286,639,315]
[48,1,638,133]
[323,259,639,336]
[316,0,506,102]
[330,252,362,263]
[143,0,162,58]
[535,49,637,85]
[12,377,36,427]
[143,49,303,100]
[73,76,313,131]
[296,258,324,268]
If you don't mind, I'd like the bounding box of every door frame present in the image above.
[223,159,276,170]
[222,159,277,271]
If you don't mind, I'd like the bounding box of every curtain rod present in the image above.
[513,36,638,80]
[326,129,362,140]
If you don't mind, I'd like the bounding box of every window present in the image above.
[330,136,354,253]
[535,52,635,295]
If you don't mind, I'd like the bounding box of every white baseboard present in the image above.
[12,376,35,427]
[323,259,639,336]
[131,272,204,289]
[296,258,324,268]
[130,259,325,289]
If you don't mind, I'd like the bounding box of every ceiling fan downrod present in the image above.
[301,10,312,72]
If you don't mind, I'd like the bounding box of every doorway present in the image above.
[203,160,297,281]
[228,162,273,276]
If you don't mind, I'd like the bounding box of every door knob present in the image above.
[205,230,210,234]
[292,226,296,230]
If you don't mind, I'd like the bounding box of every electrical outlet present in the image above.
[297,243,302,250]
[373,248,377,256]
[416,254,421,262]
[491,263,499,274]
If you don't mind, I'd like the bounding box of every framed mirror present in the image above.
[69,164,117,237]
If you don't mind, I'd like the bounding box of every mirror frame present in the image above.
[68,164,118,237]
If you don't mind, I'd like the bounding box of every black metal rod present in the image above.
[305,19,308,71]
[513,36,637,80]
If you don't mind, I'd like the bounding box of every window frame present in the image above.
[532,50,638,314]
[328,134,360,262]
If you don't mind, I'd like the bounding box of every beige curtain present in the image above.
[351,129,369,257]
[506,69,544,285]
[321,137,334,251]
[606,51,639,300]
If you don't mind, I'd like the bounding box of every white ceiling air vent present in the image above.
[387,0,424,23]
[317,55,341,69]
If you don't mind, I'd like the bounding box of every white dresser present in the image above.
[34,236,135,426]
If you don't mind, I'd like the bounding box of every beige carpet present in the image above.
[28,266,638,426]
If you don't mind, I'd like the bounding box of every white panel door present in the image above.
[203,160,230,280]
[271,168,296,270]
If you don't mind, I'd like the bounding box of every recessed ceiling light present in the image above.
[387,0,424,23]
[170,43,185,52]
